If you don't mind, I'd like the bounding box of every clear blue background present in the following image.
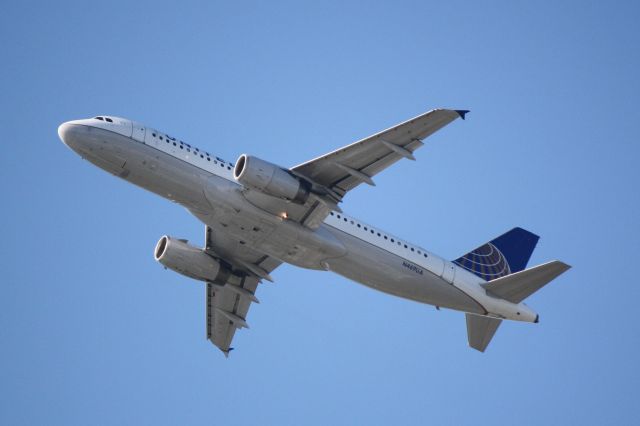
[2,1,639,424]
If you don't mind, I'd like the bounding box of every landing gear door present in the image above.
[132,121,146,143]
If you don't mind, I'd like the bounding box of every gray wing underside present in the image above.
[203,225,282,356]
[205,276,260,356]
[237,109,466,231]
[291,108,467,199]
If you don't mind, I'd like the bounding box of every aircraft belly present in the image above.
[324,227,484,313]
[199,177,347,269]
[69,125,210,210]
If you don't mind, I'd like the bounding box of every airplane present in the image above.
[58,108,570,356]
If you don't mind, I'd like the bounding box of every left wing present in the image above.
[291,108,468,201]
[203,225,282,356]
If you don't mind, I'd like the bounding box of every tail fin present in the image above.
[456,228,570,353]
[453,227,539,281]
[466,314,501,352]
[466,261,571,352]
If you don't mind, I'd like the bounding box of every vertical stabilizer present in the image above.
[453,227,539,281]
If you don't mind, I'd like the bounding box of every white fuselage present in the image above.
[58,116,537,323]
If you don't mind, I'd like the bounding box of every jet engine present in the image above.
[154,236,232,283]
[233,154,310,203]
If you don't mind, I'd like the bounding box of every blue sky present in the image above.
[1,1,639,424]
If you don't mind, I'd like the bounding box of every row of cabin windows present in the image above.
[150,132,233,170]
[94,116,113,123]
[329,212,428,258]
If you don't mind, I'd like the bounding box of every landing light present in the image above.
[280,212,288,219]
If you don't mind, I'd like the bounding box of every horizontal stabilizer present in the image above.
[483,261,571,304]
[466,314,502,352]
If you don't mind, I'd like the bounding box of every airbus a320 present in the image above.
[58,109,570,355]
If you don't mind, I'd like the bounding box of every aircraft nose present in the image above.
[58,122,73,145]
[58,121,84,150]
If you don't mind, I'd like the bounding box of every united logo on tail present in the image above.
[453,227,540,281]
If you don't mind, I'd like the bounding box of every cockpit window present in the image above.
[94,116,113,123]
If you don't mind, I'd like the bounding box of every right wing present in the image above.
[291,108,468,200]
[203,225,282,356]
[237,109,467,231]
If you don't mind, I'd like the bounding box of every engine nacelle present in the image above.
[154,236,232,283]
[233,154,310,203]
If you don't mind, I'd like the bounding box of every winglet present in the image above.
[455,110,470,120]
